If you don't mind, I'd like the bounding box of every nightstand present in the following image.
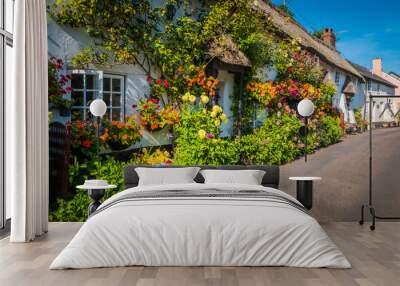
[289,177,321,210]
[77,183,117,215]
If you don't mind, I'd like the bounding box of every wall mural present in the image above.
[46,0,399,222]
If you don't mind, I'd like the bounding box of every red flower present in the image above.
[165,159,172,164]
[163,80,170,88]
[81,139,92,148]
[287,67,294,73]
[146,74,152,83]
[65,86,73,93]
[143,104,149,109]
[156,79,162,84]
[148,98,159,104]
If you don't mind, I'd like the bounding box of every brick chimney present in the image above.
[372,58,383,76]
[321,28,336,49]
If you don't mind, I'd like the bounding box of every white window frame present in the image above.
[69,70,125,121]
[102,74,125,121]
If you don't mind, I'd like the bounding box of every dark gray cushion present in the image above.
[124,165,280,189]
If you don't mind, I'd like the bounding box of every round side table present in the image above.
[289,177,321,210]
[77,184,117,216]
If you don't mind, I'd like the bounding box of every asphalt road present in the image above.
[280,127,400,222]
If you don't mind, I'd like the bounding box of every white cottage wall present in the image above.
[47,17,172,147]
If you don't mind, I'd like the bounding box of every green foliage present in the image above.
[320,116,343,145]
[173,105,240,165]
[239,112,302,165]
[50,156,134,222]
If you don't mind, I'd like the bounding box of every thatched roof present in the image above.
[207,34,252,68]
[253,1,364,80]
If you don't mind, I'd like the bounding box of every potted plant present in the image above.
[137,98,180,132]
[100,116,142,151]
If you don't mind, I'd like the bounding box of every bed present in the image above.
[50,165,350,269]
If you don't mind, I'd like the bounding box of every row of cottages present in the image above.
[350,60,398,124]
[255,2,365,124]
[47,0,393,147]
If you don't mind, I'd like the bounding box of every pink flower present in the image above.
[206,133,213,139]
[163,80,170,88]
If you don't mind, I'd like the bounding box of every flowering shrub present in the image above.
[274,41,323,85]
[137,98,180,131]
[247,79,322,110]
[100,116,142,150]
[239,112,302,165]
[173,105,239,166]
[148,65,219,107]
[133,148,173,165]
[48,57,72,113]
[67,120,97,159]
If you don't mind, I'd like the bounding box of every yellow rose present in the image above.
[220,113,228,123]
[214,119,221,127]
[201,95,209,104]
[198,129,206,139]
[189,95,196,104]
[210,111,217,118]
[202,108,207,114]
[182,92,190,102]
[212,105,222,113]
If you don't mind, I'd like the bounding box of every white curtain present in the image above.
[8,0,49,242]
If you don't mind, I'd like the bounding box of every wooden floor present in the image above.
[0,222,399,286]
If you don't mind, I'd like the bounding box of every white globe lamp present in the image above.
[89,99,107,117]
[297,99,315,163]
[297,98,315,117]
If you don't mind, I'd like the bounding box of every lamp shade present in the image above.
[89,99,107,117]
[297,99,315,117]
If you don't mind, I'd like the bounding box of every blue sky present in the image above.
[272,0,400,73]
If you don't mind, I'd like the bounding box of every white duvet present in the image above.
[50,183,350,269]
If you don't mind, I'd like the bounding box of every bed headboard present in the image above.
[123,165,280,189]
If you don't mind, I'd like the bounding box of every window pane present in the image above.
[71,91,84,106]
[71,109,84,121]
[113,93,121,107]
[103,78,111,92]
[86,91,97,105]
[103,92,111,106]
[86,74,98,90]
[71,74,84,90]
[112,78,121,92]
[111,108,121,120]
[5,0,14,33]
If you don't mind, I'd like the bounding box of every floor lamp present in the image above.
[359,95,400,230]
[297,99,315,163]
[89,99,107,157]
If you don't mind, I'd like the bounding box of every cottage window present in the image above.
[335,71,340,85]
[70,70,125,121]
[367,80,371,91]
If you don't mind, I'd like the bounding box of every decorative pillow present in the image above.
[135,167,201,186]
[200,169,266,185]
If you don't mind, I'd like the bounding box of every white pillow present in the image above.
[200,169,266,185]
[136,167,200,186]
